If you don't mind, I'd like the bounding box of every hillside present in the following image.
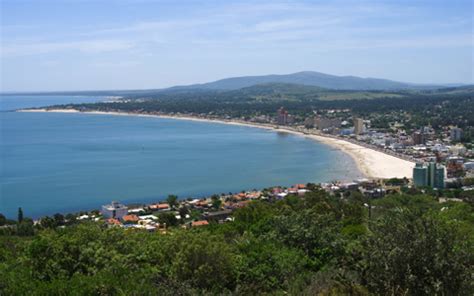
[167,71,444,91]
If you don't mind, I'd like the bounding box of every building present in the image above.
[412,162,445,189]
[304,117,314,128]
[277,107,288,125]
[413,163,428,187]
[353,118,364,135]
[122,214,139,223]
[412,131,426,145]
[203,209,233,222]
[446,156,465,178]
[191,220,209,227]
[149,203,170,211]
[101,201,128,219]
[314,116,341,130]
[464,161,474,171]
[450,127,463,142]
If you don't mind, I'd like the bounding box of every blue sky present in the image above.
[1,0,472,91]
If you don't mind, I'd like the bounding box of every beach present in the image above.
[19,108,415,179]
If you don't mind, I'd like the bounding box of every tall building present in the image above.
[450,127,463,142]
[304,117,315,128]
[353,118,364,135]
[277,107,288,125]
[413,163,428,187]
[412,162,445,189]
[314,116,341,130]
[102,201,128,219]
[412,131,426,145]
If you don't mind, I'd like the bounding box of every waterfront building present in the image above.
[304,117,314,128]
[353,118,364,135]
[412,162,445,189]
[101,201,128,219]
[277,107,288,125]
[450,127,463,142]
[314,116,341,130]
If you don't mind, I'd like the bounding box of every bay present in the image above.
[0,95,362,218]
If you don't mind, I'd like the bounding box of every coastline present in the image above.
[18,108,415,179]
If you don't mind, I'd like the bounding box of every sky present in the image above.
[1,0,473,92]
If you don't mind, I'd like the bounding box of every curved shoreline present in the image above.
[18,108,415,179]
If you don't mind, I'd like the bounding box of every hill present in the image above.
[167,71,445,91]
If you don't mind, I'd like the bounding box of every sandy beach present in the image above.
[19,108,415,179]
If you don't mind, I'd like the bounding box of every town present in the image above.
[4,171,470,233]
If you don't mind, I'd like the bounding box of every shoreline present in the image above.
[18,108,415,179]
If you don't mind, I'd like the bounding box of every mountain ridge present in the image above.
[2,71,469,96]
[165,71,447,91]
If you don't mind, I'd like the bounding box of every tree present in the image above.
[53,213,65,226]
[169,232,237,291]
[158,212,178,227]
[65,213,77,226]
[0,213,6,226]
[211,195,222,210]
[166,195,178,208]
[17,218,34,236]
[39,216,56,229]
[178,206,189,220]
[17,207,23,223]
[357,210,473,295]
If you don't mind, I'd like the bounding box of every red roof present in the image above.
[107,218,121,225]
[123,214,139,222]
[191,220,209,227]
[150,203,170,210]
[234,200,251,208]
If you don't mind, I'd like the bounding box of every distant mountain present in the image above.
[3,71,467,96]
[166,71,445,91]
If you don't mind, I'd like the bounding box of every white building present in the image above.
[101,201,128,219]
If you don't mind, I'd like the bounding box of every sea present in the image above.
[0,95,362,219]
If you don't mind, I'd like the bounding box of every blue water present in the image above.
[0,94,107,112]
[0,95,362,219]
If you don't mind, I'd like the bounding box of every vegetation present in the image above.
[1,190,473,295]
[51,83,474,133]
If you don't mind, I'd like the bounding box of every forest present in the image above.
[1,189,473,295]
[51,84,474,130]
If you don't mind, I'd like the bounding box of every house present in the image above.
[122,214,139,223]
[203,209,233,222]
[297,189,310,196]
[106,218,122,226]
[149,203,170,211]
[128,208,145,214]
[145,225,157,232]
[191,220,209,227]
[101,201,128,219]
[287,187,298,194]
[194,200,209,208]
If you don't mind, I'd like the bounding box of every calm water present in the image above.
[0,95,362,218]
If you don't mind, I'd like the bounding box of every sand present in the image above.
[18,108,415,179]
